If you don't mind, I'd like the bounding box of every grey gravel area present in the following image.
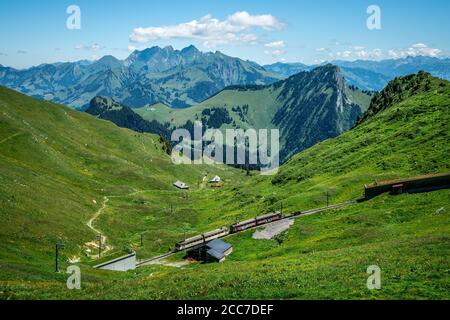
[252,219,294,240]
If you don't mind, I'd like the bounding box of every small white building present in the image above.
[174,181,189,190]
[209,176,221,183]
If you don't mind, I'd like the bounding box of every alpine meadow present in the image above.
[0,0,449,305]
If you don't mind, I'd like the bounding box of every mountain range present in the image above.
[90,64,372,163]
[0,45,281,110]
[1,46,449,110]
[265,55,450,91]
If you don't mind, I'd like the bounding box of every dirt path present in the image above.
[87,189,151,236]
[86,196,113,256]
[0,132,22,145]
[87,196,109,235]
[85,189,157,257]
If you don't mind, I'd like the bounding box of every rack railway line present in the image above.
[136,173,449,267]
[136,200,356,267]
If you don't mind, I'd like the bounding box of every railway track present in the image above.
[289,200,355,218]
[136,250,178,267]
[136,200,355,268]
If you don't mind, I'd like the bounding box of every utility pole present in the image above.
[140,234,143,247]
[326,191,330,207]
[55,242,65,273]
[96,233,102,258]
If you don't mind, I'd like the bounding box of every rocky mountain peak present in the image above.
[357,70,437,125]
[94,55,122,68]
[181,45,200,57]
[89,96,124,113]
[127,46,162,62]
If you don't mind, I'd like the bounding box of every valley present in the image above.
[93,64,372,163]
[0,70,448,299]
[1,0,450,307]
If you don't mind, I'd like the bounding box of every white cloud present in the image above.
[388,43,442,58]
[318,47,384,60]
[271,50,284,56]
[373,49,382,57]
[75,43,104,51]
[354,48,382,59]
[315,42,444,61]
[353,50,366,58]
[264,41,285,48]
[125,45,150,52]
[412,43,427,48]
[264,49,285,58]
[127,45,140,52]
[227,11,284,30]
[336,50,352,58]
[130,11,284,47]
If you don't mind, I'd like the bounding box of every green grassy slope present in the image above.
[135,85,281,129]
[86,73,448,300]
[221,72,449,221]
[0,86,245,282]
[13,190,447,299]
[1,72,449,300]
[79,73,450,299]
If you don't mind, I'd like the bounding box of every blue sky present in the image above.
[0,0,449,68]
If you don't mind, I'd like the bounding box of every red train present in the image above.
[174,212,283,251]
[230,212,282,233]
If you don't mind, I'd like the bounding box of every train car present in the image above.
[175,227,229,251]
[230,212,283,233]
[230,218,257,233]
[175,234,204,251]
[255,212,282,226]
[202,227,230,241]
